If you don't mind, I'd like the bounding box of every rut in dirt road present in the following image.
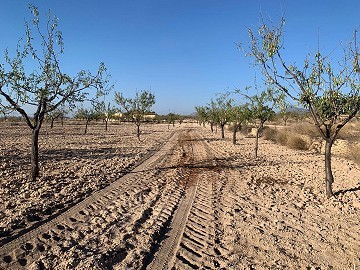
[0,127,234,269]
[146,130,235,270]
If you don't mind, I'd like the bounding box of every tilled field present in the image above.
[0,122,359,269]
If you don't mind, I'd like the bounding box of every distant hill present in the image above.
[285,105,308,113]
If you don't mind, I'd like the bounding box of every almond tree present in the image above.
[195,106,208,127]
[95,101,117,132]
[75,107,100,134]
[229,104,252,145]
[0,5,109,181]
[213,93,233,139]
[114,90,155,139]
[206,101,219,133]
[246,90,276,158]
[242,18,360,197]
[47,106,67,128]
[166,112,177,128]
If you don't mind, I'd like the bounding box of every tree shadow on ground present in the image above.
[334,185,360,196]
[41,147,142,161]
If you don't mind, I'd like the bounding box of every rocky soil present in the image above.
[0,121,359,269]
[0,122,173,243]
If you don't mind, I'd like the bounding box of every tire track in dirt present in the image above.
[0,130,181,269]
[146,129,235,270]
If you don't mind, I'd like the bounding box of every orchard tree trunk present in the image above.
[254,122,265,158]
[84,119,90,134]
[220,124,225,139]
[232,125,239,145]
[30,127,40,181]
[210,122,214,133]
[255,128,260,158]
[324,139,335,198]
[136,122,141,140]
[105,119,108,132]
[50,117,55,128]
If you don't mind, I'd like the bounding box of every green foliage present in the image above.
[247,89,277,125]
[114,90,155,122]
[195,106,208,124]
[114,90,155,138]
[229,104,252,127]
[0,5,110,128]
[75,107,101,121]
[243,16,360,142]
[166,112,178,125]
[213,93,233,126]
[242,15,360,197]
[95,101,118,120]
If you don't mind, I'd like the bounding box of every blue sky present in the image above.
[1,1,359,115]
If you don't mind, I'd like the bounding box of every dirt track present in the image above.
[0,123,359,269]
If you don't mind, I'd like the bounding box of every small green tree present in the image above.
[213,93,233,139]
[229,104,252,145]
[206,101,219,133]
[75,107,100,134]
[242,17,360,197]
[95,101,117,131]
[245,89,277,158]
[114,90,155,139]
[166,112,177,129]
[195,106,208,127]
[47,106,68,128]
[0,6,109,181]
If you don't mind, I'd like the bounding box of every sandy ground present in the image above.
[0,121,359,269]
[0,122,173,242]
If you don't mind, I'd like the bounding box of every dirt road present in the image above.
[0,127,234,269]
[1,124,359,269]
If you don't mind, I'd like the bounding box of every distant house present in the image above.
[143,112,157,121]
[111,112,123,121]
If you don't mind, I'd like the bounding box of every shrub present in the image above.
[348,143,360,164]
[286,134,308,150]
[240,125,253,135]
[290,122,319,139]
[262,127,278,142]
[263,127,309,150]
[276,131,288,146]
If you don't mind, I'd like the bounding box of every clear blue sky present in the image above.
[1,1,359,115]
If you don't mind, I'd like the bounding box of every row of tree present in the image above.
[196,17,360,198]
[0,6,160,182]
[195,87,281,158]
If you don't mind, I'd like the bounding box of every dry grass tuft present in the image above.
[286,135,308,150]
[263,127,309,151]
[262,127,277,142]
[289,122,319,139]
[347,143,360,164]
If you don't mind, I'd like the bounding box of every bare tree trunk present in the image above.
[255,128,260,158]
[136,122,141,140]
[220,123,225,139]
[324,139,335,198]
[30,127,40,181]
[50,117,55,129]
[105,119,108,132]
[232,125,238,145]
[84,120,89,134]
[210,122,214,133]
